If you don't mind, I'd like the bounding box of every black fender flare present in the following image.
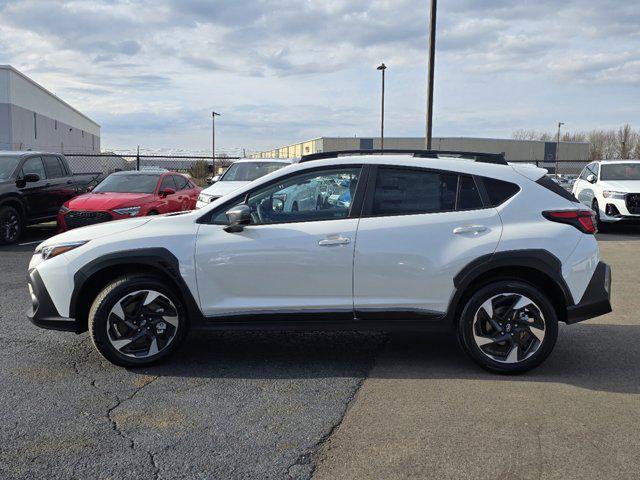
[70,247,203,325]
[446,249,574,323]
[0,195,26,218]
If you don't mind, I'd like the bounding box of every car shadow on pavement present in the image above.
[597,224,640,241]
[127,322,639,395]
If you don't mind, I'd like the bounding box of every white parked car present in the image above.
[572,160,640,231]
[196,159,293,208]
[27,150,611,373]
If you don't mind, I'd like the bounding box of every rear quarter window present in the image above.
[536,175,579,202]
[483,178,521,206]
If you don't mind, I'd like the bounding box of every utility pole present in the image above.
[425,0,438,150]
[556,122,564,178]
[377,63,387,151]
[136,145,140,171]
[212,111,221,175]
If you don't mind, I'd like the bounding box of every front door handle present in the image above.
[453,225,488,235]
[318,236,351,246]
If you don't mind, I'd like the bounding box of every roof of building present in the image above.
[0,65,100,128]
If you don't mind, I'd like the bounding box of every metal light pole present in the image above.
[556,122,564,178]
[377,63,387,151]
[212,111,221,175]
[425,0,438,150]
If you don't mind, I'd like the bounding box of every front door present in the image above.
[194,166,362,318]
[18,156,50,220]
[354,166,503,318]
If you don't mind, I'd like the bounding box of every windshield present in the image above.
[93,174,160,194]
[221,162,286,182]
[600,163,640,181]
[0,156,21,180]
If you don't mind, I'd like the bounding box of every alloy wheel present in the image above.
[472,293,546,364]
[1,211,20,242]
[106,290,180,359]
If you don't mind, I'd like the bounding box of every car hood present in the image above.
[37,216,153,250]
[599,180,640,192]
[66,192,156,210]
[201,181,250,197]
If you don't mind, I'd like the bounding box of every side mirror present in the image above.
[224,204,252,233]
[160,187,176,197]
[587,174,597,184]
[23,173,40,183]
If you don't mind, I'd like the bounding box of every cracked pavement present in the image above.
[2,226,640,479]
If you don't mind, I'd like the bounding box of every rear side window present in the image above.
[458,175,483,210]
[173,175,189,191]
[536,175,579,202]
[43,156,65,178]
[483,178,520,206]
[372,168,458,215]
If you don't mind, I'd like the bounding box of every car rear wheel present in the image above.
[0,205,23,245]
[88,275,188,367]
[457,280,558,373]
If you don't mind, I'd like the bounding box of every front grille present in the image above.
[64,211,113,229]
[626,194,640,214]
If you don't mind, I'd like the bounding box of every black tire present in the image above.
[457,280,559,374]
[88,275,189,367]
[0,205,23,245]
[592,200,608,233]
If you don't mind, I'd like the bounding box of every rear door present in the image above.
[42,155,76,214]
[353,166,503,318]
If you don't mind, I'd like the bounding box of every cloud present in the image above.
[0,0,638,151]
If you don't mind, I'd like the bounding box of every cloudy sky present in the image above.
[1,0,638,153]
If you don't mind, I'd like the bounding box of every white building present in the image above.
[0,65,100,154]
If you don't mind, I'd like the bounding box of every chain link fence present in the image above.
[64,153,240,186]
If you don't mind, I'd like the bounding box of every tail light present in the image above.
[542,210,596,234]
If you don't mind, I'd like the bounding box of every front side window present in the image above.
[213,167,361,225]
[94,174,160,194]
[160,176,177,192]
[372,168,458,216]
[600,163,640,181]
[221,162,287,182]
[173,175,189,191]
[21,157,46,180]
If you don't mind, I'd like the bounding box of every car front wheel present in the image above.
[457,281,558,373]
[0,205,23,245]
[88,275,188,367]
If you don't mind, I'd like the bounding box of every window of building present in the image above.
[33,113,37,139]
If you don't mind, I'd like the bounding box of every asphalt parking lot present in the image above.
[1,224,639,479]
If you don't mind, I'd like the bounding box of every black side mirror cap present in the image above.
[224,204,252,233]
[23,173,40,183]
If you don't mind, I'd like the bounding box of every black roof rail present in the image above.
[299,149,508,165]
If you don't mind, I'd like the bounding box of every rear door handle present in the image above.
[318,236,351,246]
[453,225,488,235]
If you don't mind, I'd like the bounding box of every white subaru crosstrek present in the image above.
[195,158,293,208]
[27,150,612,373]
[572,160,640,231]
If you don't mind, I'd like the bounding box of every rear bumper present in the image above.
[27,269,77,332]
[566,262,612,324]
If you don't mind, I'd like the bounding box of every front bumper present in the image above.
[566,261,612,324]
[27,269,77,332]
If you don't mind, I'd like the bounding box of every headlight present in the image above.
[59,205,70,214]
[112,206,141,216]
[38,241,88,260]
[603,191,626,200]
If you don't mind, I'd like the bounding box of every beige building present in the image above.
[251,136,590,163]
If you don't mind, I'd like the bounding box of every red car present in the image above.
[58,170,201,231]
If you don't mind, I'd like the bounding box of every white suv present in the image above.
[196,158,293,208]
[27,151,612,373]
[572,160,640,230]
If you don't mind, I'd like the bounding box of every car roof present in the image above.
[231,158,296,164]
[0,151,61,157]
[596,159,640,164]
